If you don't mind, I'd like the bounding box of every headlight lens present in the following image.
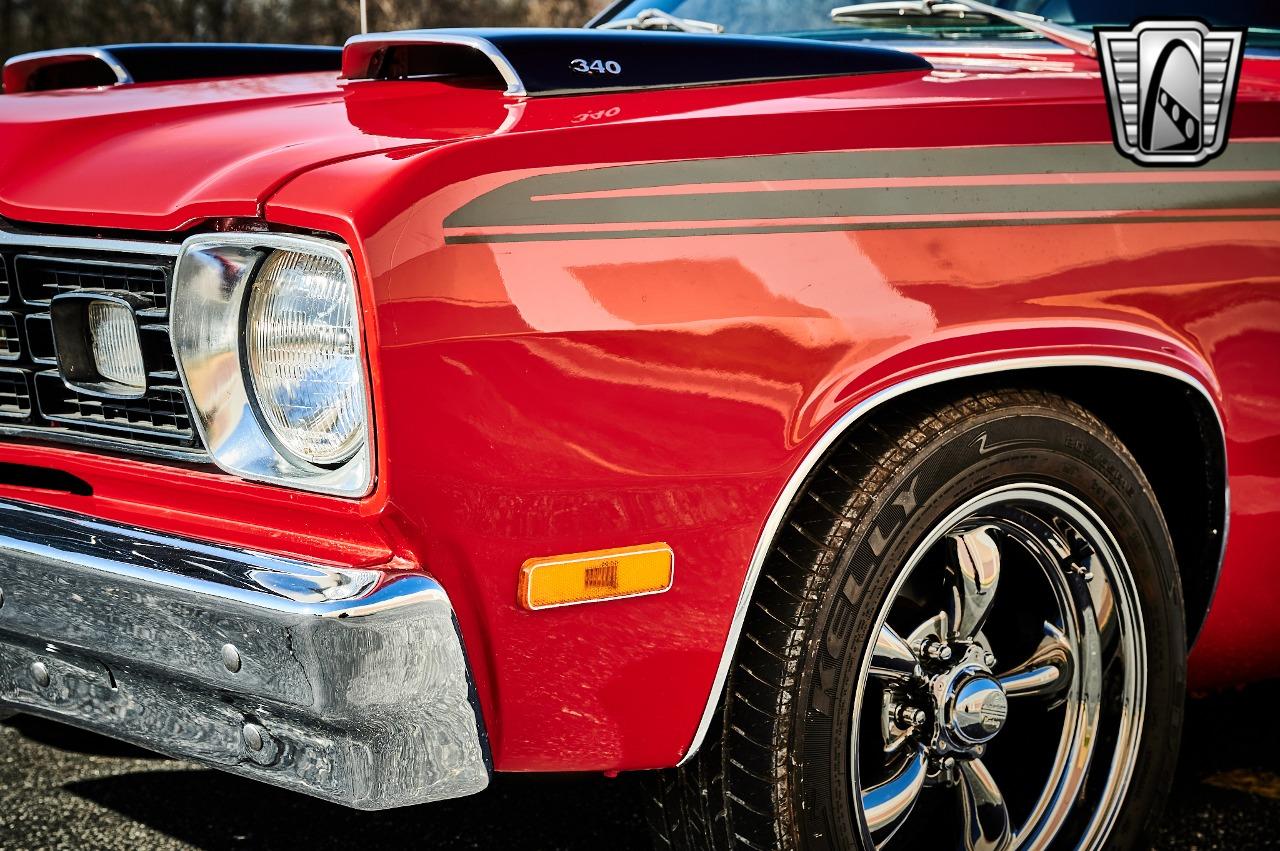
[172,234,372,498]
[246,251,365,466]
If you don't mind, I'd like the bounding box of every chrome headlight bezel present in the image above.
[171,233,374,498]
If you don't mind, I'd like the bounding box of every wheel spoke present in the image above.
[862,745,927,842]
[881,724,912,755]
[906,610,950,649]
[1068,573,1106,799]
[998,621,1075,700]
[870,623,920,682]
[880,694,913,755]
[958,758,1012,851]
[947,526,1002,641]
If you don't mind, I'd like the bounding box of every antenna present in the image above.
[360,0,369,35]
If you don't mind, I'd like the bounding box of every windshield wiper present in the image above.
[599,8,725,34]
[831,0,1096,58]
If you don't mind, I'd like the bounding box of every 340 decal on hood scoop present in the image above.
[343,28,930,96]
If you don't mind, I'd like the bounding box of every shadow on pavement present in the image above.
[63,758,651,851]
[5,715,157,759]
[1154,679,1280,849]
[7,679,1278,850]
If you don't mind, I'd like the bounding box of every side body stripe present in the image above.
[443,141,1280,244]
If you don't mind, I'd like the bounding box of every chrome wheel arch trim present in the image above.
[679,354,1227,765]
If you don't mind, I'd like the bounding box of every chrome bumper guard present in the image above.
[0,499,491,810]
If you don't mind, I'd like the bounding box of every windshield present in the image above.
[592,1,1279,48]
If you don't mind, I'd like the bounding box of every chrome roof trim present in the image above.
[343,32,528,98]
[679,354,1228,764]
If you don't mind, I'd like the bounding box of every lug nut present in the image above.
[942,757,957,772]
[922,640,953,663]
[984,652,997,668]
[1069,560,1095,582]
[894,705,928,729]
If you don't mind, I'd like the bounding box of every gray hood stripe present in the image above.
[443,141,1280,241]
[446,213,1280,244]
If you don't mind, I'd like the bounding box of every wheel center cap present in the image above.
[947,675,1008,745]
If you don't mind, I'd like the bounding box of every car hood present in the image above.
[0,72,513,231]
[6,41,1271,234]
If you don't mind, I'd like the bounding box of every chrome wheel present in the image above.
[854,484,1147,850]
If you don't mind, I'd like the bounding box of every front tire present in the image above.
[650,389,1185,851]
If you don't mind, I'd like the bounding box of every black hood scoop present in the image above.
[3,44,341,94]
[342,28,931,97]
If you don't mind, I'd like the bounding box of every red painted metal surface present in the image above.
[1,46,1278,773]
[0,74,510,230]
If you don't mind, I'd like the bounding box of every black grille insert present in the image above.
[0,313,19,360]
[34,372,193,437]
[0,241,205,460]
[15,254,170,310]
[0,368,32,420]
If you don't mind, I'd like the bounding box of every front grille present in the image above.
[0,237,206,461]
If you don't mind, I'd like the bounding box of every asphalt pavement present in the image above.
[2,680,1278,850]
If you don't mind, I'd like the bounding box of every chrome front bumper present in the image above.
[0,499,490,810]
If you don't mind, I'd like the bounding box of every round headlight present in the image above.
[245,250,366,466]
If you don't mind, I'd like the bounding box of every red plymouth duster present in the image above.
[0,1,1277,849]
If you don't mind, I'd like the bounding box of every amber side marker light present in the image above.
[519,544,674,611]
